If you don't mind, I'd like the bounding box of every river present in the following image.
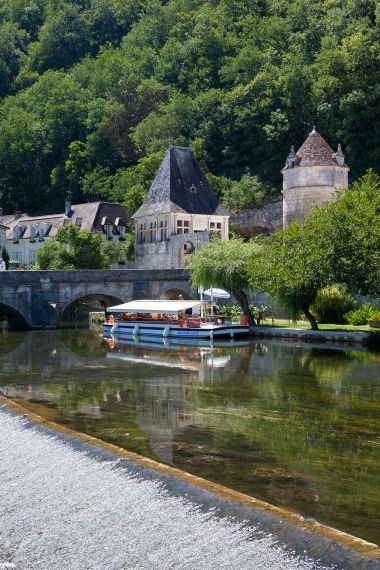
[0,330,379,545]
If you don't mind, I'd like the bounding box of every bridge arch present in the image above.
[0,302,31,331]
[59,293,125,324]
[160,287,193,301]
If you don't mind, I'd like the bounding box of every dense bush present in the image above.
[311,284,357,324]
[0,0,379,215]
[344,304,377,326]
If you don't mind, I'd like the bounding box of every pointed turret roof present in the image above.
[296,128,336,167]
[133,146,226,218]
[282,128,348,170]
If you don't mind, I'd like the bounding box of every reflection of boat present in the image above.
[103,336,235,371]
[103,300,250,339]
[103,332,250,350]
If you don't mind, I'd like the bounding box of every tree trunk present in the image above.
[301,302,319,330]
[231,289,256,327]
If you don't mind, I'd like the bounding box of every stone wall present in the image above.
[282,186,337,227]
[230,200,283,237]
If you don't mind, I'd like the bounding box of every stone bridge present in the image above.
[0,269,192,329]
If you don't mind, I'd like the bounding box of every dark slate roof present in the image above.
[4,202,129,239]
[133,146,227,218]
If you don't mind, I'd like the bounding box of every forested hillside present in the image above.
[0,0,379,215]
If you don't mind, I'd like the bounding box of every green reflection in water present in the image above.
[0,330,379,544]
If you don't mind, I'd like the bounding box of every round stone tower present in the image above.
[282,128,349,228]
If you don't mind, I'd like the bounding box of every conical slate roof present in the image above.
[296,129,336,167]
[133,146,226,218]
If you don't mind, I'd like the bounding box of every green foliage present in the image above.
[0,0,379,214]
[311,284,357,324]
[221,174,276,212]
[189,237,258,324]
[251,171,380,329]
[36,224,120,269]
[344,304,377,327]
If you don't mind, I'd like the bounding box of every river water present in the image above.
[0,330,379,545]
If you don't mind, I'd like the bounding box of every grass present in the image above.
[258,319,379,333]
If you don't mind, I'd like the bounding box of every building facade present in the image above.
[0,223,7,252]
[133,145,229,270]
[282,128,349,228]
[0,202,129,267]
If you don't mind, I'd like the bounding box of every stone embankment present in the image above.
[254,327,373,345]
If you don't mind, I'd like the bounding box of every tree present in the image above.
[36,224,120,270]
[250,170,380,329]
[189,237,257,326]
[250,223,322,329]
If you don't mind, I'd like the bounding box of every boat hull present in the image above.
[103,322,249,339]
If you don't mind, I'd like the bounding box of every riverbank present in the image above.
[253,326,374,345]
[0,400,379,570]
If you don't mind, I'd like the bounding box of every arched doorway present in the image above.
[178,241,195,268]
[0,303,30,331]
[59,294,124,327]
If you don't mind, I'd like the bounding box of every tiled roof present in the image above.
[296,130,336,167]
[282,129,348,170]
[133,146,227,218]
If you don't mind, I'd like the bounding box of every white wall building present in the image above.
[0,202,129,267]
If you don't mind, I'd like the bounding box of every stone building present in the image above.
[0,201,129,267]
[0,222,7,252]
[133,145,229,269]
[282,128,349,228]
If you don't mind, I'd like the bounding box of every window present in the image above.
[29,251,36,263]
[189,184,197,193]
[160,220,167,241]
[119,225,126,238]
[105,224,113,238]
[210,221,222,237]
[139,223,146,244]
[14,225,23,240]
[149,221,156,243]
[183,220,189,234]
[30,224,37,239]
[176,220,183,235]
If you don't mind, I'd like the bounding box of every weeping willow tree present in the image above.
[189,237,258,326]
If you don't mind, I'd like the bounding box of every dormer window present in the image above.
[14,225,24,240]
[105,225,113,238]
[30,224,38,240]
[189,184,197,193]
[119,225,125,238]
[38,222,50,240]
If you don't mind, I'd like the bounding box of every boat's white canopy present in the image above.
[106,300,203,314]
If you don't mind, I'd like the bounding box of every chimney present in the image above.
[65,198,72,217]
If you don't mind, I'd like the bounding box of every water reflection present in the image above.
[0,330,379,544]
